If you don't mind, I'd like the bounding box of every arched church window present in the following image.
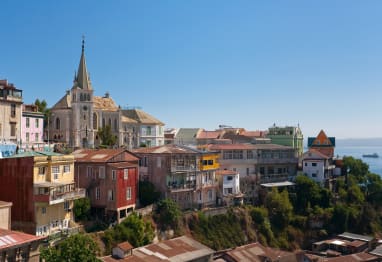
[102,118,105,128]
[87,94,90,101]
[93,113,98,129]
[114,119,118,132]
[80,93,83,101]
[55,118,61,130]
[108,118,112,127]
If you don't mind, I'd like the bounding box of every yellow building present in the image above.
[0,151,85,236]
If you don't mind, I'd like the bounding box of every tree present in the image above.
[139,181,161,206]
[34,99,51,128]
[40,234,100,262]
[97,125,117,147]
[265,188,293,231]
[73,198,91,221]
[156,198,182,230]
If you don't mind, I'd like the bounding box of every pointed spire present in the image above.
[74,36,92,90]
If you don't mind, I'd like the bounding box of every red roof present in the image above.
[73,149,139,162]
[241,130,265,138]
[197,130,221,139]
[0,228,45,251]
[216,170,238,176]
[117,241,133,251]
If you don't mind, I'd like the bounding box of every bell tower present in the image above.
[70,37,94,148]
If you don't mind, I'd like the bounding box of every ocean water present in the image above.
[334,146,382,176]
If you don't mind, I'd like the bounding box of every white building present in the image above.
[216,170,242,206]
[302,149,336,183]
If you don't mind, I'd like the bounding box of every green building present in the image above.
[267,125,304,157]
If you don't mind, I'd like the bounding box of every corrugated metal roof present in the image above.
[0,228,45,251]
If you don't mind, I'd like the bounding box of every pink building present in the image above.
[21,104,44,150]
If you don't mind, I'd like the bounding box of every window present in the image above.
[108,190,114,201]
[124,169,129,180]
[112,170,116,180]
[11,104,16,117]
[87,167,92,178]
[35,133,39,142]
[42,207,46,214]
[52,166,59,174]
[35,118,39,128]
[63,165,70,173]
[208,160,213,165]
[93,113,98,129]
[208,190,212,200]
[114,119,118,132]
[312,163,317,167]
[247,150,253,159]
[304,162,307,167]
[227,188,233,194]
[260,167,265,174]
[146,126,152,136]
[96,187,100,200]
[278,168,283,174]
[312,173,317,177]
[38,167,46,175]
[246,168,249,175]
[26,132,30,142]
[203,160,208,165]
[55,118,60,130]
[26,118,30,128]
[126,187,131,200]
[64,201,70,211]
[268,167,274,174]
[227,176,233,181]
[10,122,16,136]
[99,166,105,179]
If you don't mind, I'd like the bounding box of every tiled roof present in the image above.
[73,149,139,162]
[51,93,71,109]
[0,228,45,251]
[241,130,265,137]
[303,149,331,160]
[133,144,199,154]
[122,109,164,125]
[322,252,378,262]
[121,115,138,124]
[93,96,119,111]
[197,130,221,139]
[207,143,293,151]
[117,241,133,252]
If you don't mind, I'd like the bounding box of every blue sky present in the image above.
[1,1,382,138]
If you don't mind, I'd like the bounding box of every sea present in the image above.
[329,138,382,176]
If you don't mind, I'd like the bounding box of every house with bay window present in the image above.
[73,149,139,223]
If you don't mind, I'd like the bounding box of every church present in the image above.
[49,40,164,149]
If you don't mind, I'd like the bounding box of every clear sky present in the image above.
[1,1,382,138]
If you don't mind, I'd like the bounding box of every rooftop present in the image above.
[73,149,139,163]
[0,228,45,251]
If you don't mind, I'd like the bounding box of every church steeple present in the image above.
[74,36,92,90]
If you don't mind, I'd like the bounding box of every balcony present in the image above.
[34,182,86,205]
[171,165,197,173]
[168,181,196,192]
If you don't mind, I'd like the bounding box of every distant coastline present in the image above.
[336,138,382,147]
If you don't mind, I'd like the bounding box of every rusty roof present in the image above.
[133,144,199,155]
[197,130,221,139]
[117,241,133,252]
[73,149,139,162]
[101,235,214,261]
[207,143,293,151]
[0,228,45,251]
[322,252,379,262]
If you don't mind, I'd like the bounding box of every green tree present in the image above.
[102,212,154,254]
[34,99,51,128]
[40,234,100,262]
[265,189,293,231]
[343,156,369,183]
[97,125,117,147]
[156,198,182,230]
[74,198,91,221]
[139,181,161,206]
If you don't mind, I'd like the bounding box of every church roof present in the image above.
[122,109,164,126]
[93,96,119,111]
[51,93,71,110]
[121,115,138,124]
[72,39,92,90]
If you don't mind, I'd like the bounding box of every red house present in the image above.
[73,149,139,223]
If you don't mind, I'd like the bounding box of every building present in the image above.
[216,170,243,206]
[0,152,85,236]
[0,201,12,230]
[267,124,304,158]
[134,145,219,210]
[49,40,164,149]
[307,130,335,158]
[174,128,202,145]
[215,242,304,262]
[0,79,23,146]
[101,235,215,262]
[73,149,139,223]
[21,104,45,150]
[0,228,45,262]
[302,149,337,183]
[206,143,298,183]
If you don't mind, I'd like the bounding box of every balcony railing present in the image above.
[168,182,196,192]
[171,165,197,172]
[34,188,86,205]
